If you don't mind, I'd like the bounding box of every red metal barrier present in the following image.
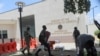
[0,41,17,55]
[30,38,37,49]
[21,38,37,49]
[3,43,11,53]
[10,41,17,52]
[0,44,4,54]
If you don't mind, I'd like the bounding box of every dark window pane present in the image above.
[0,31,1,39]
[2,30,8,39]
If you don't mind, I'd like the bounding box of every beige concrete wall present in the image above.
[0,24,16,39]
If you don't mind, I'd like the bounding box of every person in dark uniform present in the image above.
[21,26,32,55]
[77,34,97,56]
[35,25,53,56]
[73,27,80,48]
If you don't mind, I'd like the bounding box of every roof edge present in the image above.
[0,0,45,14]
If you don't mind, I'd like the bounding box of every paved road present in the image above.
[1,50,76,56]
[1,49,100,56]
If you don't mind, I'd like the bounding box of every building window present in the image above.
[0,30,8,39]
[0,31,1,39]
[2,30,8,39]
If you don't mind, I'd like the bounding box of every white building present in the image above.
[0,0,93,50]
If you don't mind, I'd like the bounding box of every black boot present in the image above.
[35,53,38,56]
[49,54,54,56]
[35,49,41,56]
[21,50,25,55]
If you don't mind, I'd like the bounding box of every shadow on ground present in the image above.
[2,49,100,56]
[6,50,76,56]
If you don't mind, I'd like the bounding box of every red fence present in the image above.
[20,38,55,49]
[0,38,55,55]
[0,41,17,55]
[21,38,37,49]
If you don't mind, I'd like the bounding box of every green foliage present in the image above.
[64,0,91,14]
[94,30,100,36]
[64,0,76,14]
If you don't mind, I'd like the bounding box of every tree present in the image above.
[64,0,91,14]
[94,29,100,47]
[94,30,100,36]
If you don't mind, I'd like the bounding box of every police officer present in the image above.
[73,27,80,47]
[35,25,53,56]
[77,34,97,56]
[22,26,32,55]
